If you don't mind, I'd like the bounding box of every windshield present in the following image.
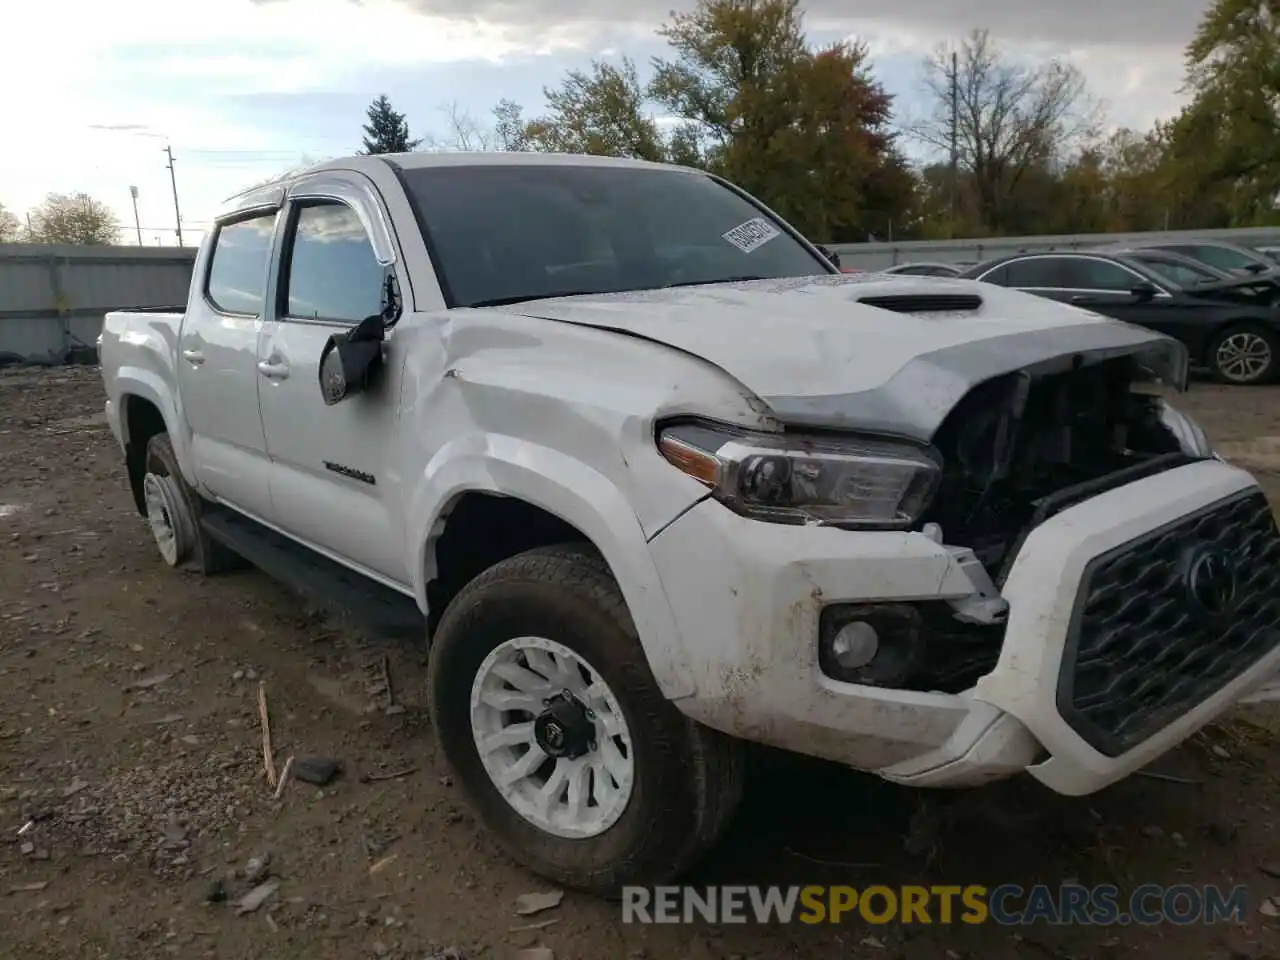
[397,163,831,308]
[1171,244,1266,273]
[1130,256,1220,287]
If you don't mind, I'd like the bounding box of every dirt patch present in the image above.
[1,368,1279,959]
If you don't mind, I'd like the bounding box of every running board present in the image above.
[200,507,426,641]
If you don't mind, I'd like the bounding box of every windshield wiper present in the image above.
[662,275,768,289]
[464,290,608,308]
[466,277,770,307]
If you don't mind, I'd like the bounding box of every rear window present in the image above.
[206,212,276,315]
[397,164,829,308]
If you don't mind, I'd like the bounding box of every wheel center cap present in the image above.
[534,692,594,759]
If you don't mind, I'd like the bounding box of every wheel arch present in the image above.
[408,439,696,701]
[118,387,180,516]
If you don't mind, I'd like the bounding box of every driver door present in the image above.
[256,181,409,585]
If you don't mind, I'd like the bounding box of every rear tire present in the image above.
[142,433,243,574]
[427,543,743,896]
[1207,322,1278,385]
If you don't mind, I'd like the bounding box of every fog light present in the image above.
[830,621,879,669]
[819,603,924,687]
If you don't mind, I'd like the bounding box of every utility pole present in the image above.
[163,144,184,246]
[129,186,142,245]
[948,49,959,234]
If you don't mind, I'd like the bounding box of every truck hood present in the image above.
[492,274,1188,441]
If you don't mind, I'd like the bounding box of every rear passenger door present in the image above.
[177,208,278,518]
[256,176,410,585]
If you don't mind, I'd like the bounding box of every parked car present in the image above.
[881,261,966,277]
[1130,239,1278,277]
[99,153,1280,894]
[1095,246,1239,288]
[962,250,1280,384]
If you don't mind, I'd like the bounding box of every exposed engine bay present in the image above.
[924,355,1197,580]
[901,356,1204,694]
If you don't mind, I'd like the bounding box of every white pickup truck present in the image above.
[100,152,1280,894]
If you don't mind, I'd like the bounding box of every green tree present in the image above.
[911,29,1099,234]
[25,193,119,245]
[0,203,20,242]
[1164,0,1280,225]
[492,99,530,151]
[360,94,421,155]
[522,58,669,161]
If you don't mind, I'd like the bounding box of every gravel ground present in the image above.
[1,366,1279,960]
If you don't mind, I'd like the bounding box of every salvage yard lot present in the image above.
[1,366,1279,960]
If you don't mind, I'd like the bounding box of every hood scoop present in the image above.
[857,293,982,314]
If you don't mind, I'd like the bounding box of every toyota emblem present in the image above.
[1184,546,1238,617]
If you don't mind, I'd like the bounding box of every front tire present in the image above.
[1207,323,1278,385]
[427,544,742,895]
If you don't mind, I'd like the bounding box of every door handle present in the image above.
[257,359,290,380]
[181,349,205,365]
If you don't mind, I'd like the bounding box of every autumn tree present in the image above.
[0,203,20,242]
[360,94,421,154]
[911,29,1099,234]
[25,193,120,245]
[649,0,913,241]
[522,58,670,161]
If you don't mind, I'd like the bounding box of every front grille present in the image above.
[1058,489,1280,757]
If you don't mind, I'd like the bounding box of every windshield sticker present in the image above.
[722,217,781,254]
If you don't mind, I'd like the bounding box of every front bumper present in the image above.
[649,459,1280,796]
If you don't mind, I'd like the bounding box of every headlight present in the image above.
[1159,401,1214,457]
[656,419,941,528]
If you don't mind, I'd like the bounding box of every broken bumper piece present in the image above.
[649,459,1280,797]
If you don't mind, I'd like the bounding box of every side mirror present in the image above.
[319,313,385,406]
[317,270,402,406]
[816,245,841,269]
[1246,262,1267,274]
[1130,281,1157,302]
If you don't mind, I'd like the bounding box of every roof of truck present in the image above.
[220,151,689,213]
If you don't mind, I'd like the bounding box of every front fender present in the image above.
[408,433,696,701]
[114,366,196,488]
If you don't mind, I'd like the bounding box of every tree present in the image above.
[649,0,913,240]
[25,193,120,245]
[0,203,20,242]
[523,58,669,161]
[1164,0,1280,225]
[360,94,421,155]
[650,0,809,163]
[911,29,1099,233]
[492,99,530,151]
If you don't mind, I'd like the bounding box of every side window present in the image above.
[283,202,384,323]
[1059,258,1142,291]
[1002,258,1062,287]
[977,264,1008,284]
[1143,260,1208,286]
[206,212,277,315]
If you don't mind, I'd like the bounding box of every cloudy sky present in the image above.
[1,0,1204,247]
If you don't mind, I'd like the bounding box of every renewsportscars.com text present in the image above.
[621,884,1250,926]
